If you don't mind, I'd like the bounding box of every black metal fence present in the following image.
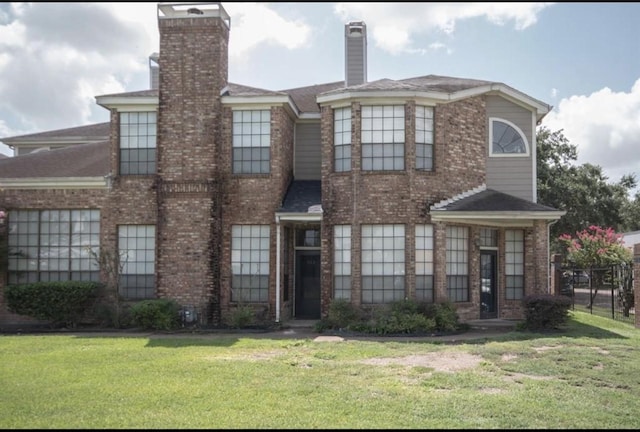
[559,265,635,324]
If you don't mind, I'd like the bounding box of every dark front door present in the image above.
[480,250,498,319]
[295,250,321,319]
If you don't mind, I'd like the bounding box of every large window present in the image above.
[446,226,469,302]
[231,225,270,302]
[415,224,434,302]
[415,106,434,170]
[361,224,405,303]
[333,225,351,300]
[118,225,156,299]
[334,107,352,172]
[490,118,529,156]
[7,210,100,285]
[120,112,157,175]
[232,110,271,174]
[361,105,405,171]
[505,229,525,300]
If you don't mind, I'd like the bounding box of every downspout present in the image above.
[275,215,281,323]
[547,219,559,294]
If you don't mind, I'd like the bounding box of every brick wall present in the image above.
[217,105,295,322]
[153,14,230,322]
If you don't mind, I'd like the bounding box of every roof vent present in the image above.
[187,7,203,15]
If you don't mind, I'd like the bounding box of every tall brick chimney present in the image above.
[345,21,367,87]
[155,2,231,325]
[156,2,230,180]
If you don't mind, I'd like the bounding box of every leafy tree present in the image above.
[558,225,632,269]
[536,127,639,252]
[558,225,632,309]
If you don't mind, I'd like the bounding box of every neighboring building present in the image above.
[1,122,110,156]
[0,2,565,328]
[621,230,640,250]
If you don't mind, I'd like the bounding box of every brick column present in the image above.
[634,244,640,328]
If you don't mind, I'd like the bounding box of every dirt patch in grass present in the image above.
[360,352,483,372]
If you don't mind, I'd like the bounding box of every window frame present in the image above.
[505,229,525,300]
[118,224,156,300]
[333,225,352,300]
[415,224,435,302]
[446,225,469,303]
[415,105,434,171]
[119,111,157,175]
[361,105,406,171]
[489,117,530,157]
[231,225,271,303]
[361,224,406,304]
[334,107,352,173]
[232,109,272,175]
[7,209,101,285]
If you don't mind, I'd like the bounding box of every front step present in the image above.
[284,319,318,329]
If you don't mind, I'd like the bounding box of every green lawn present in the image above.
[1,310,639,429]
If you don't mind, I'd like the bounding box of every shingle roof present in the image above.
[280,81,345,114]
[0,141,110,178]
[278,180,322,213]
[225,83,286,97]
[320,74,495,95]
[95,89,159,98]
[432,188,560,212]
[1,122,110,143]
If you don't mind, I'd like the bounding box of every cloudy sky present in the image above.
[0,2,639,187]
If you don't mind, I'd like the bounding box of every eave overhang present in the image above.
[275,212,323,223]
[430,210,566,227]
[95,96,159,111]
[317,83,550,123]
[221,95,300,119]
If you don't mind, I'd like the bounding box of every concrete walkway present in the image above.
[2,319,519,343]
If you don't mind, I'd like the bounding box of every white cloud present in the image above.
[333,2,553,54]
[542,78,640,183]
[224,3,311,64]
[0,2,311,136]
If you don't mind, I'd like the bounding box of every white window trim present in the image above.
[489,117,530,157]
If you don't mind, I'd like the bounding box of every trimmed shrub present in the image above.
[4,281,102,328]
[129,299,181,331]
[325,298,363,329]
[226,304,255,329]
[315,298,460,335]
[522,294,572,331]
[420,301,461,333]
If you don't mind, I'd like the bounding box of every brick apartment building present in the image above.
[0,2,565,328]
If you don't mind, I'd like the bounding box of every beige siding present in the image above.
[486,95,536,201]
[294,122,322,180]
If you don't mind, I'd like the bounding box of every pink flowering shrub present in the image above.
[558,225,632,269]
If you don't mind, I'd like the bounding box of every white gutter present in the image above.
[0,177,109,189]
[430,211,566,221]
[95,96,159,109]
[275,215,281,323]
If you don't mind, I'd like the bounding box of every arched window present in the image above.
[489,118,529,157]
